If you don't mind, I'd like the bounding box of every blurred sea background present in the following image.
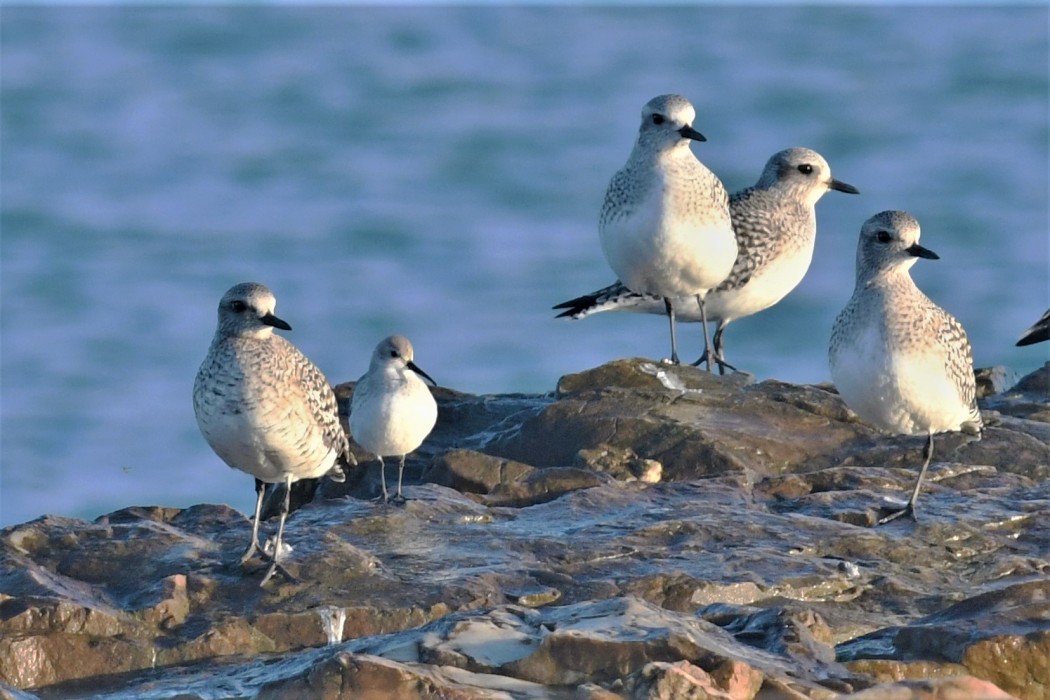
[2,5,1047,527]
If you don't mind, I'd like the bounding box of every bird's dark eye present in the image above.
[389,350,398,358]
[230,300,248,313]
[651,114,665,125]
[875,231,892,244]
[797,164,814,175]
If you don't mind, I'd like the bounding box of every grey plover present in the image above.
[193,282,352,585]
[598,94,737,368]
[349,335,437,503]
[1016,308,1050,346]
[558,147,858,372]
[829,211,982,525]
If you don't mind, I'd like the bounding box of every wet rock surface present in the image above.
[1,360,1047,699]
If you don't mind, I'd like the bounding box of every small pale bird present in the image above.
[193,282,352,585]
[350,335,438,503]
[558,147,858,372]
[1016,308,1050,346]
[598,93,737,368]
[829,211,982,525]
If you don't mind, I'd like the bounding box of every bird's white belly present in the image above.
[602,192,735,298]
[831,324,970,435]
[351,389,437,458]
[706,244,813,323]
[831,325,905,433]
[890,352,975,433]
[197,396,336,483]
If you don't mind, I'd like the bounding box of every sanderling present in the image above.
[1016,308,1050,346]
[829,211,982,525]
[598,94,737,368]
[193,282,351,585]
[349,335,437,503]
[558,147,858,372]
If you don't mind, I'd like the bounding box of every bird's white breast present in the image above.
[194,347,339,483]
[602,185,735,298]
[831,313,974,436]
[350,371,437,458]
[706,244,813,323]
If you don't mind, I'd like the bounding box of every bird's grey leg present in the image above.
[712,322,737,375]
[240,478,266,564]
[391,454,408,504]
[376,456,390,503]
[691,319,736,373]
[664,297,680,365]
[260,475,296,586]
[696,294,715,372]
[878,432,934,525]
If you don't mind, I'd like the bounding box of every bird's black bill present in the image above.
[261,313,292,331]
[906,243,939,260]
[678,125,707,142]
[830,179,860,194]
[408,361,436,386]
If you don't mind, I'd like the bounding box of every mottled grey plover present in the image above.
[598,94,737,368]
[349,335,437,503]
[558,147,858,372]
[1016,308,1050,346]
[193,282,352,585]
[829,211,982,525]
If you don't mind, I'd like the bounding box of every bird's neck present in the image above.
[628,138,691,171]
[859,266,916,294]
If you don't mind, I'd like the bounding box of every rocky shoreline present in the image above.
[2,360,1048,699]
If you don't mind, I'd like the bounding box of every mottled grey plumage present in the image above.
[721,148,857,293]
[829,211,982,525]
[193,282,351,585]
[557,148,858,371]
[598,94,737,367]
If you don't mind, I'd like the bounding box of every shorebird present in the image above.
[350,335,437,503]
[829,212,982,525]
[194,282,352,584]
[597,93,737,367]
[557,147,858,372]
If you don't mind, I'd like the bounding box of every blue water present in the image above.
[2,6,1047,527]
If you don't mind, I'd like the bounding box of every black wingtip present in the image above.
[1016,329,1050,347]
[552,295,595,318]
[1015,310,1050,346]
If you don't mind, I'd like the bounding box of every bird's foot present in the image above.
[690,351,735,374]
[876,502,917,526]
[689,351,713,371]
[259,559,297,587]
[715,359,737,375]
[239,537,269,565]
[239,542,295,585]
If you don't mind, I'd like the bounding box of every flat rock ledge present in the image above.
[2,360,1048,700]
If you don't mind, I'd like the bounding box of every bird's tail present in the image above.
[553,281,637,319]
